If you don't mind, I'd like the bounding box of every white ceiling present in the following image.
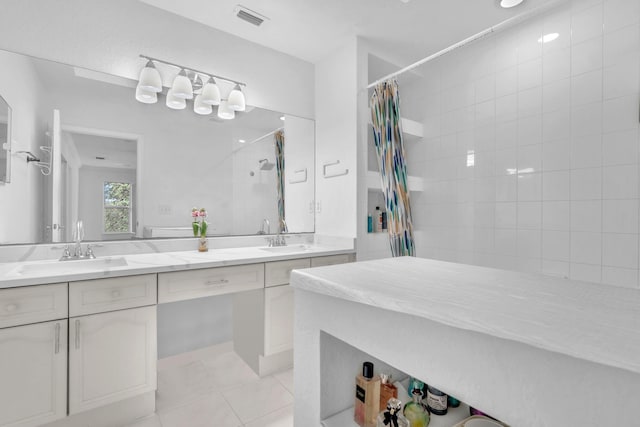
[139,0,548,65]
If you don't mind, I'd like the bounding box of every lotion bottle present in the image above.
[355,361,381,427]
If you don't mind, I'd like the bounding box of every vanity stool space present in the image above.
[0,250,354,427]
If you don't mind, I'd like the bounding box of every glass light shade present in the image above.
[500,0,524,7]
[201,78,221,105]
[166,89,186,110]
[135,86,157,104]
[193,94,213,115]
[227,84,246,111]
[171,69,193,99]
[138,61,162,92]
[217,100,235,120]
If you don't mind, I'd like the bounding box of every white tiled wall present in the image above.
[406,0,640,287]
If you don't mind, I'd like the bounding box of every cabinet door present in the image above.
[0,320,67,427]
[264,285,294,356]
[69,306,157,414]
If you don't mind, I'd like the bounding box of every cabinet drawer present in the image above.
[310,253,354,267]
[0,283,68,329]
[158,263,264,303]
[69,274,157,316]
[265,258,311,287]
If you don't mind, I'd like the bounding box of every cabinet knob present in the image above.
[5,303,17,312]
[111,290,121,298]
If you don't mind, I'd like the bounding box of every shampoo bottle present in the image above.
[375,207,382,232]
[355,361,381,427]
[367,213,373,233]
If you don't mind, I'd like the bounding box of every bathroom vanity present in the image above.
[0,238,354,427]
[291,257,640,427]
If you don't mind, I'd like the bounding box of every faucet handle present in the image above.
[59,245,71,261]
[85,244,96,259]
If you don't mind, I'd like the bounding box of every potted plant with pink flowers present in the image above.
[191,207,208,252]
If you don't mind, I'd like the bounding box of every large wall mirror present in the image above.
[0,49,315,245]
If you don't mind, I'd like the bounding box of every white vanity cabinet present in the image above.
[68,275,157,414]
[0,284,68,427]
[263,259,310,356]
[234,255,354,376]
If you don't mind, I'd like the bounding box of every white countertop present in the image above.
[0,244,354,288]
[290,256,640,375]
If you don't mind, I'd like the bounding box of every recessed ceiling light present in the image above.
[500,0,524,8]
[239,139,246,143]
[538,33,559,43]
[280,116,285,121]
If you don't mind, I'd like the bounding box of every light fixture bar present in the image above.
[139,54,246,87]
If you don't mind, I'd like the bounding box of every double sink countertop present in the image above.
[0,243,354,289]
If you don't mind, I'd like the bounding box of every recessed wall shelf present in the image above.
[400,117,423,141]
[366,170,424,192]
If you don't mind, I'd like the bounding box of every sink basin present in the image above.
[14,257,128,275]
[260,244,312,254]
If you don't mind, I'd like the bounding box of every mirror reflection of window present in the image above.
[103,181,132,234]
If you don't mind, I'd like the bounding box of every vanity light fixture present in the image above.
[136,54,247,119]
[171,69,194,99]
[135,86,157,104]
[500,0,524,8]
[193,94,212,115]
[217,100,235,120]
[201,77,221,105]
[279,116,285,121]
[227,84,246,111]
[137,60,162,92]
[166,89,186,110]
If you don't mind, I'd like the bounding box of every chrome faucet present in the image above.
[58,220,97,261]
[258,218,270,235]
[73,220,85,258]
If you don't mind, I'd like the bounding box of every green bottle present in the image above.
[403,390,430,427]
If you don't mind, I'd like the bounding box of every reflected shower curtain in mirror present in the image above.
[274,130,286,232]
[370,80,415,257]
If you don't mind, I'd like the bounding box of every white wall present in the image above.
[403,0,640,288]
[0,0,314,119]
[284,115,315,232]
[0,51,46,243]
[315,38,359,238]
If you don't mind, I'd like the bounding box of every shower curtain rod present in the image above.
[245,127,284,145]
[366,0,565,89]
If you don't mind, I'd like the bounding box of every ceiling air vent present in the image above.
[235,5,268,27]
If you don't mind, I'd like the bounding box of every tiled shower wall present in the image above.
[406,0,640,287]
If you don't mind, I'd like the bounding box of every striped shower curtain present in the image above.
[274,130,286,232]
[370,80,415,257]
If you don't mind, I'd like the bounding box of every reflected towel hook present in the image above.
[15,146,51,175]
[323,160,349,179]
[289,168,307,184]
[15,151,40,163]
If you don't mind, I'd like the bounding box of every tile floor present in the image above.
[124,343,294,427]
